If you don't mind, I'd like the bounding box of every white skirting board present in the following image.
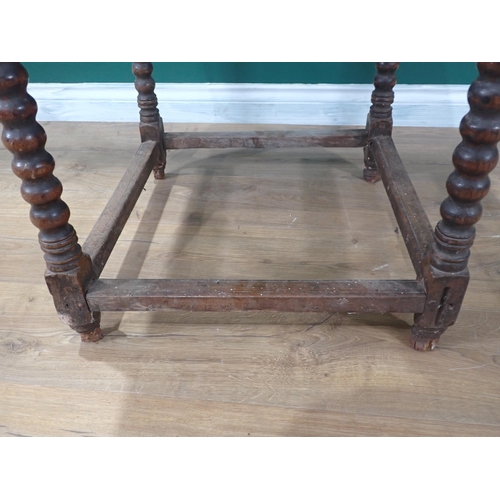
[27,83,470,128]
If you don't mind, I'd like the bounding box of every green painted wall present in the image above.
[22,62,477,85]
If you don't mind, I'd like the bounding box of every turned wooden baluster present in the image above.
[411,62,500,350]
[364,62,399,183]
[0,62,102,342]
[132,62,167,179]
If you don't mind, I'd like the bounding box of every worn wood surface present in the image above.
[411,63,500,350]
[371,135,434,277]
[363,62,399,182]
[432,63,500,275]
[0,63,101,341]
[366,62,399,137]
[1,122,500,436]
[132,63,166,179]
[87,278,426,313]
[83,140,158,276]
[164,129,368,150]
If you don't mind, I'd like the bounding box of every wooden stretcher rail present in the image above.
[164,129,368,150]
[370,136,434,278]
[86,278,427,313]
[82,141,159,277]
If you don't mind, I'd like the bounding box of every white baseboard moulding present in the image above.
[28,83,470,128]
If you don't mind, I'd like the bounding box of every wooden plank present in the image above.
[164,129,368,149]
[82,141,159,276]
[2,381,500,437]
[86,278,427,313]
[370,135,435,278]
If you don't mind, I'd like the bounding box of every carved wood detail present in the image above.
[411,62,500,351]
[0,62,101,341]
[431,62,500,273]
[364,62,399,183]
[132,62,166,179]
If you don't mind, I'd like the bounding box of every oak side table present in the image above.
[1,62,499,351]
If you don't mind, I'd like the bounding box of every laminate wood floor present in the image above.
[1,122,499,436]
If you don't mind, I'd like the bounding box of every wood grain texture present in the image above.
[371,135,434,277]
[164,129,368,149]
[1,122,500,436]
[87,278,426,313]
[82,140,158,276]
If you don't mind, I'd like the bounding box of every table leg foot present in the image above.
[80,328,103,343]
[363,144,381,183]
[76,313,103,342]
[154,162,166,179]
[363,168,381,183]
[409,325,443,351]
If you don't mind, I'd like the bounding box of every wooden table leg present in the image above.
[411,62,500,350]
[0,63,102,342]
[132,62,167,179]
[364,62,399,183]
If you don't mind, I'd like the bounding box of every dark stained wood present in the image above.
[0,62,101,342]
[411,62,500,351]
[367,63,399,136]
[82,140,159,277]
[363,144,377,182]
[370,135,434,278]
[364,62,399,183]
[410,270,469,351]
[164,129,368,150]
[2,61,497,352]
[132,63,166,179]
[432,62,500,274]
[86,279,427,313]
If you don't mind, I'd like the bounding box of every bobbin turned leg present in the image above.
[132,62,166,179]
[0,63,102,342]
[364,63,399,183]
[411,62,500,351]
